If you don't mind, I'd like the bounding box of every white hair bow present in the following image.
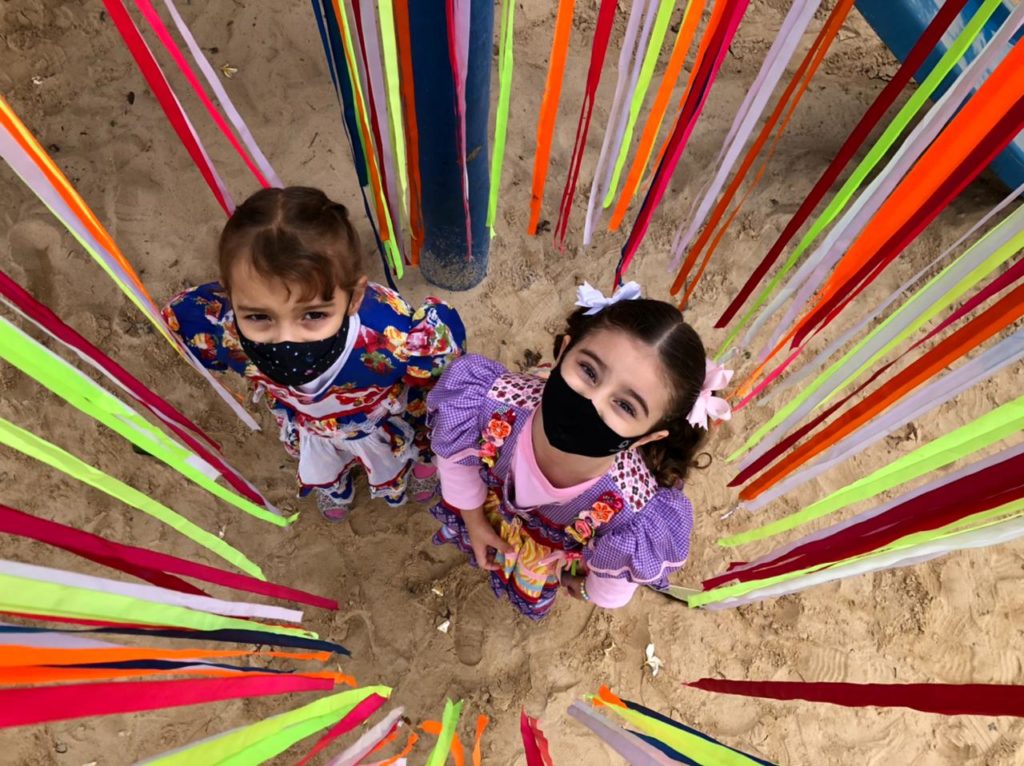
[687,359,733,429]
[575,281,642,315]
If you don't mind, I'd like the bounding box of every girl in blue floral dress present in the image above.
[164,187,466,519]
[427,283,731,621]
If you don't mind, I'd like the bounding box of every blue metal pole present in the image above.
[409,0,493,290]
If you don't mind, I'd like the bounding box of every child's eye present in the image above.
[616,400,637,418]
[304,311,329,321]
[244,313,270,323]
[578,362,598,382]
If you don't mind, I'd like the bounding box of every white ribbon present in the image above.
[687,359,733,429]
[575,281,642,315]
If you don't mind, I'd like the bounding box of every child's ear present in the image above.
[633,429,669,449]
[346,277,369,316]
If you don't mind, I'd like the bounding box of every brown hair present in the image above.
[554,299,711,488]
[219,187,363,301]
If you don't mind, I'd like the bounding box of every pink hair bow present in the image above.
[687,359,733,429]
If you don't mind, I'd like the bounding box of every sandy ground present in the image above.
[1,0,1022,763]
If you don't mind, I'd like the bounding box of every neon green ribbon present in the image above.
[0,571,314,636]
[602,0,676,209]
[0,316,291,527]
[729,223,1024,461]
[426,698,464,766]
[716,0,1005,357]
[378,0,410,237]
[487,0,516,234]
[588,696,763,764]
[145,687,390,765]
[722,395,1024,546]
[0,415,263,578]
[692,498,1024,607]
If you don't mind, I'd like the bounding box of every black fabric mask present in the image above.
[237,316,350,388]
[541,362,642,457]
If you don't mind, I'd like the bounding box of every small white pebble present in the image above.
[431,586,444,597]
[437,619,451,634]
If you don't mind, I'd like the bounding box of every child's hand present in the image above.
[561,573,587,600]
[463,507,513,572]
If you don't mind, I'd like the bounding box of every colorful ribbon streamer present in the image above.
[568,702,679,765]
[0,416,263,577]
[686,678,1024,717]
[487,0,515,235]
[426,699,465,766]
[327,707,405,766]
[293,693,389,766]
[445,0,473,259]
[521,711,554,766]
[527,0,575,235]
[0,503,336,608]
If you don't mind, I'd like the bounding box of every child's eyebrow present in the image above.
[299,302,336,310]
[235,304,269,313]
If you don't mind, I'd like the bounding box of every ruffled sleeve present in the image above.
[402,297,468,390]
[426,353,505,462]
[584,488,694,594]
[161,283,249,376]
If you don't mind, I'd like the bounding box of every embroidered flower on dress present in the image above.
[479,408,516,468]
[361,350,394,374]
[566,491,625,545]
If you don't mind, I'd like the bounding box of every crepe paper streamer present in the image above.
[0,645,328,667]
[0,504,337,609]
[671,0,823,261]
[0,571,316,641]
[601,0,677,213]
[0,624,121,650]
[583,0,656,246]
[520,711,553,766]
[714,0,971,331]
[731,205,1024,464]
[699,497,1024,609]
[0,663,254,686]
[0,316,288,526]
[737,281,1024,501]
[101,0,233,213]
[552,0,618,250]
[687,678,1024,717]
[377,0,411,241]
[486,0,515,234]
[568,702,679,765]
[588,690,771,765]
[446,0,473,259]
[425,699,465,766]
[0,674,334,729]
[292,693,389,766]
[665,0,854,295]
[422,719,466,766]
[733,329,1024,520]
[710,449,1024,591]
[736,4,1024,369]
[0,272,278,516]
[607,0,706,232]
[0,559,302,624]
[0,623,349,655]
[0,417,266,577]
[326,707,405,766]
[132,0,271,188]
[0,100,259,430]
[472,715,488,766]
[527,0,575,235]
[391,1,423,262]
[160,0,281,187]
[616,0,751,283]
[370,731,419,766]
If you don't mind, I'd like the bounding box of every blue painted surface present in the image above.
[409,0,493,290]
[854,0,1023,191]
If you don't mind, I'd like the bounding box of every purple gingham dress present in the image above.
[427,354,694,618]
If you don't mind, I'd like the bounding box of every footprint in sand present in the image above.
[454,582,495,667]
[7,218,61,305]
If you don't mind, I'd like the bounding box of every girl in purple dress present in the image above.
[426,282,731,624]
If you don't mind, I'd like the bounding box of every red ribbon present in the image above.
[687,678,1024,717]
[520,710,553,766]
[552,0,618,249]
[0,675,333,728]
[714,0,970,328]
[292,693,389,766]
[101,0,233,215]
[0,503,337,610]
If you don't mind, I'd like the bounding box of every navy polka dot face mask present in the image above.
[237,316,351,388]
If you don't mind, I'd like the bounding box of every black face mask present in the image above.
[237,316,351,388]
[541,363,643,458]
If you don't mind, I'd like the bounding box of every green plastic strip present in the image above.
[426,698,464,766]
[602,0,676,209]
[0,415,264,578]
[590,697,763,765]
[728,222,1024,461]
[0,571,315,637]
[722,395,1024,546]
[715,0,1005,358]
[145,686,389,765]
[692,498,1024,607]
[378,0,410,237]
[487,0,516,233]
[0,316,291,527]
